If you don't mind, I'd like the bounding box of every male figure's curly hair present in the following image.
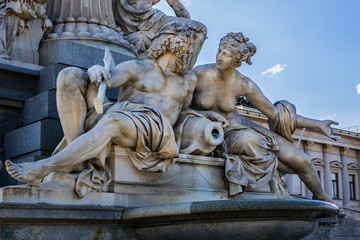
[148,22,195,74]
[219,32,256,66]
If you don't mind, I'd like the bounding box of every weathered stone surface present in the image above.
[0,203,125,240]
[22,90,58,126]
[39,40,136,68]
[109,147,225,189]
[0,199,340,240]
[4,119,62,159]
[37,64,67,93]
[108,147,281,205]
[123,199,340,240]
[0,59,41,100]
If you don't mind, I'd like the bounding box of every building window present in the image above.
[332,172,339,199]
[349,174,356,200]
[317,170,321,183]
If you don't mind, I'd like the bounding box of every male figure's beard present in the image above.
[169,56,187,75]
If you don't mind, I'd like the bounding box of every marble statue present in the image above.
[5,22,199,197]
[0,0,52,62]
[187,32,340,205]
[113,0,206,67]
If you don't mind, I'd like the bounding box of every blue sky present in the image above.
[155,0,360,130]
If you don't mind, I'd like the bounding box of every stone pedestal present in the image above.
[0,199,340,240]
[45,0,135,51]
[0,146,287,207]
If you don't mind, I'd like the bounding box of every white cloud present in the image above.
[261,64,287,78]
[356,83,360,94]
[182,0,192,6]
[320,114,337,121]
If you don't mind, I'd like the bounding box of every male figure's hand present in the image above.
[87,65,111,87]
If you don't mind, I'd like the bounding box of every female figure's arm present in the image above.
[243,76,340,140]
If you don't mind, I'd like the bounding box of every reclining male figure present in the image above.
[6,24,198,192]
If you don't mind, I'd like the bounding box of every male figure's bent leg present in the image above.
[55,67,102,173]
[56,67,96,143]
[6,111,138,184]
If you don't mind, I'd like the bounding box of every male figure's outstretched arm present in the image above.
[166,0,191,19]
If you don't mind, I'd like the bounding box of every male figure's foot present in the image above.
[5,160,43,186]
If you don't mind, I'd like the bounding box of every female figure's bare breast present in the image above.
[192,66,246,115]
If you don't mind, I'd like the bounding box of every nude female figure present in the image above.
[190,32,340,205]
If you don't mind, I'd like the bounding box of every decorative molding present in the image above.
[322,144,332,153]
[347,163,360,171]
[330,160,343,169]
[304,141,314,150]
[341,147,350,155]
[312,158,326,166]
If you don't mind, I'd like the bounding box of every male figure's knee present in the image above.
[104,112,137,142]
[56,67,85,89]
[107,112,135,132]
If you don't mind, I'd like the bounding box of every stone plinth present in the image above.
[107,146,281,206]
[0,146,283,207]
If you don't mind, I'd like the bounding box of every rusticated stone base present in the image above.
[0,199,340,240]
[0,203,127,240]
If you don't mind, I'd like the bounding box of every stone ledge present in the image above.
[0,97,24,110]
[122,199,340,240]
[0,59,43,76]
[0,202,122,224]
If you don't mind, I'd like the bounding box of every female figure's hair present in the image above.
[219,32,256,66]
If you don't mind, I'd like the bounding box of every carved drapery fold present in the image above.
[0,0,52,63]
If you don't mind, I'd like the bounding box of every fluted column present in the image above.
[285,137,296,193]
[341,147,350,206]
[357,151,360,206]
[304,141,314,199]
[285,174,294,194]
[322,144,333,197]
[45,0,130,46]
